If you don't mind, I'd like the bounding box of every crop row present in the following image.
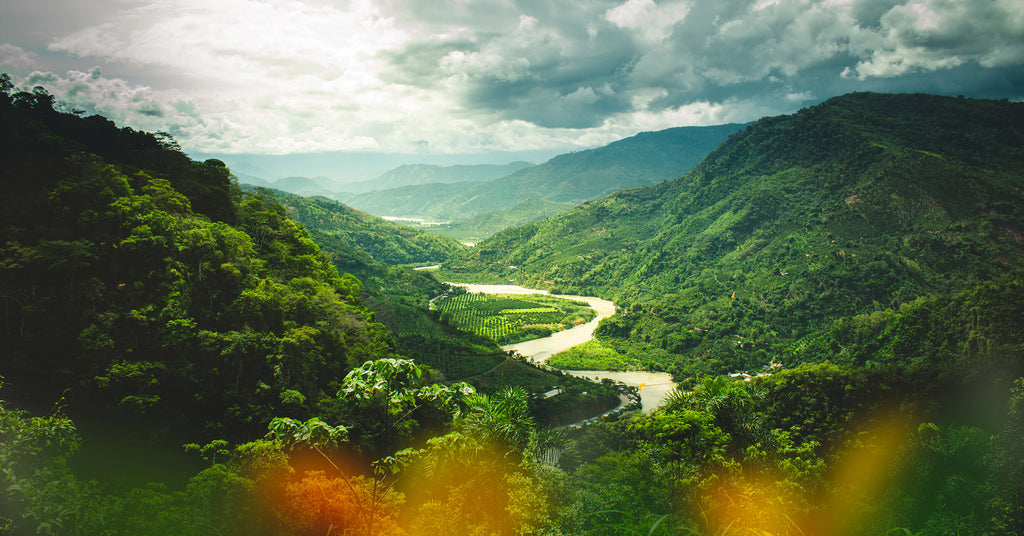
[434,293,591,344]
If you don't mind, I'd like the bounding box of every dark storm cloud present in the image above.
[384,0,645,127]
[4,0,1021,154]
[383,0,1024,129]
[381,38,484,88]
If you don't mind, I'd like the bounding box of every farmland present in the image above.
[432,292,596,344]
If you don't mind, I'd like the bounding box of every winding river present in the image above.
[447,283,677,413]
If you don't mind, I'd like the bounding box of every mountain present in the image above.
[339,123,748,222]
[441,93,1024,376]
[5,82,1022,536]
[271,175,334,196]
[428,198,576,243]
[341,161,534,193]
[236,174,336,197]
[0,83,398,442]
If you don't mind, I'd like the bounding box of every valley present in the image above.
[448,282,677,412]
[2,84,1022,536]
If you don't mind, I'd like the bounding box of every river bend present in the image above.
[445,283,676,412]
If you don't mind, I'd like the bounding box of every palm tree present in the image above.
[671,375,767,451]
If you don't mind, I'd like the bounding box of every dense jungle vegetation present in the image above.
[2,77,1022,536]
[428,197,576,243]
[265,188,466,268]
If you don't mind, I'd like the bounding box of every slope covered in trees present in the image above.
[444,93,1024,376]
[434,93,1024,536]
[0,79,404,445]
[427,197,576,242]
[261,188,466,267]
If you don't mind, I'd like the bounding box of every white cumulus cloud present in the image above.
[2,0,1021,155]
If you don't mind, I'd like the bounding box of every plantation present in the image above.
[433,292,595,344]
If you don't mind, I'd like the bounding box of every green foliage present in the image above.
[0,83,396,444]
[553,364,1022,536]
[1,395,296,536]
[783,274,1024,369]
[328,358,475,458]
[264,187,467,266]
[547,339,642,371]
[266,417,349,449]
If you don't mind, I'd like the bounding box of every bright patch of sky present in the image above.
[2,0,1022,160]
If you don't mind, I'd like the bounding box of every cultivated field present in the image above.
[432,292,595,344]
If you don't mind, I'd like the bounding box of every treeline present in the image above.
[7,359,1018,535]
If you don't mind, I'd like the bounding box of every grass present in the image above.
[547,339,643,371]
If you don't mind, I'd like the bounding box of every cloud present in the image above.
[9,67,202,133]
[605,0,690,42]
[843,0,1024,79]
[4,0,1022,155]
[0,44,39,70]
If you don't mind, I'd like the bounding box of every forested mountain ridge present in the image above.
[443,93,1024,375]
[256,188,466,267]
[429,197,577,242]
[339,123,747,221]
[0,80,401,445]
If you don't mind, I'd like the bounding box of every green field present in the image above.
[432,292,596,344]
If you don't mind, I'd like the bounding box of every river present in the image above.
[446,283,677,413]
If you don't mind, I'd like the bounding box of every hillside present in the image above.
[249,189,514,377]
[341,161,534,193]
[427,197,576,242]
[260,188,467,267]
[442,93,1024,376]
[0,83,398,444]
[339,123,747,222]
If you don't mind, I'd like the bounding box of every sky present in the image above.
[2,0,1023,175]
